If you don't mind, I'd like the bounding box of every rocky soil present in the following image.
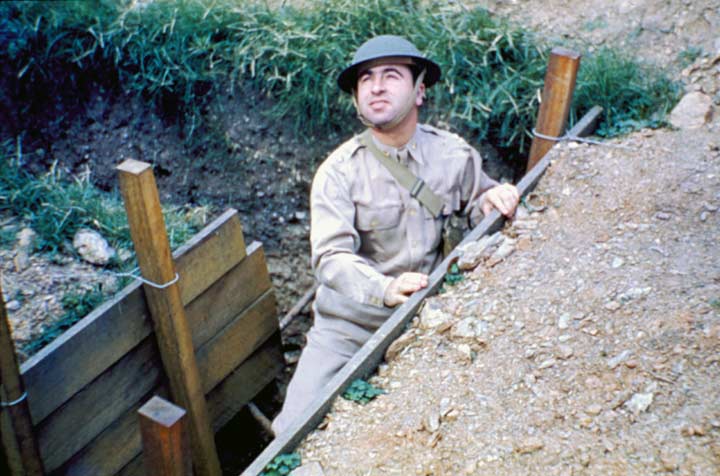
[298,123,720,476]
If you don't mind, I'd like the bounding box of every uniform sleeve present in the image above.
[460,145,499,226]
[310,163,393,308]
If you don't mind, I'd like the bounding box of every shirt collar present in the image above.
[368,126,425,166]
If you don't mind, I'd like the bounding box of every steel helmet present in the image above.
[337,35,441,93]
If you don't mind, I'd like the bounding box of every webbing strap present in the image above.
[360,130,445,218]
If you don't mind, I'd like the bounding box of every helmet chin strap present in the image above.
[353,69,426,132]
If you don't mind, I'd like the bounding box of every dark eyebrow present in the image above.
[359,65,407,78]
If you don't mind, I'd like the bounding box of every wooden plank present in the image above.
[0,281,44,475]
[138,397,192,476]
[20,210,247,425]
[117,159,220,476]
[61,337,283,476]
[37,338,162,472]
[187,242,271,349]
[50,387,167,476]
[206,333,284,432]
[173,209,246,305]
[34,244,271,473]
[526,47,581,172]
[198,292,278,394]
[240,105,602,476]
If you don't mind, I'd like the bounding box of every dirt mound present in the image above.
[299,123,720,475]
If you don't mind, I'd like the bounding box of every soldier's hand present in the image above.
[384,272,429,307]
[481,183,519,218]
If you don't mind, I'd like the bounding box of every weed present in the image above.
[342,378,385,405]
[573,47,682,137]
[677,46,703,67]
[582,17,607,32]
[711,299,720,311]
[445,262,464,286]
[261,453,301,476]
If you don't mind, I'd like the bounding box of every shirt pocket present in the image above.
[355,204,404,262]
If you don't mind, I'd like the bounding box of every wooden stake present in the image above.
[117,159,221,476]
[138,396,192,476]
[0,277,45,476]
[526,47,581,172]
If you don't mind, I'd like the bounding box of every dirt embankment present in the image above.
[299,123,720,476]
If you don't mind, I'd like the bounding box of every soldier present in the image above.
[272,35,519,435]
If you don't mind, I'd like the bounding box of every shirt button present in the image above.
[408,209,416,216]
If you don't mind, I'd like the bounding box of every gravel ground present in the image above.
[298,125,720,475]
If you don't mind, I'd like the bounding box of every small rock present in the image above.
[608,350,631,369]
[294,211,308,221]
[419,300,452,330]
[515,436,544,454]
[624,392,653,414]
[617,287,651,302]
[605,301,621,311]
[700,211,709,222]
[290,462,325,476]
[538,358,556,369]
[611,257,624,268]
[456,233,504,270]
[487,238,516,267]
[5,300,21,312]
[16,228,36,250]
[669,92,714,129]
[423,411,441,433]
[463,460,477,475]
[681,424,707,437]
[585,403,603,416]
[451,317,486,339]
[624,359,638,369]
[456,343,474,361]
[73,229,116,265]
[385,330,416,362]
[659,449,680,471]
[439,397,453,417]
[557,313,570,329]
[557,344,574,360]
[13,251,30,272]
[654,212,672,221]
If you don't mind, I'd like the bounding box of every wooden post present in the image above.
[138,396,192,476]
[117,159,221,476]
[526,47,581,172]
[0,278,45,476]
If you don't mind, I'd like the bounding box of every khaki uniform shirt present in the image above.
[310,123,498,320]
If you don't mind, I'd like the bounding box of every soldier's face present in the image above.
[355,63,424,128]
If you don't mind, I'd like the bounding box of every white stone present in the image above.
[73,229,116,265]
[419,300,452,330]
[16,228,36,250]
[608,349,631,369]
[669,92,714,129]
[451,317,486,339]
[557,313,571,329]
[290,462,325,476]
[625,392,653,414]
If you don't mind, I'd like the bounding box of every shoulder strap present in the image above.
[359,130,445,218]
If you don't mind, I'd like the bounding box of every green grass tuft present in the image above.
[1,0,682,163]
[0,139,199,256]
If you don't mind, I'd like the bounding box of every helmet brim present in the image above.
[337,56,441,93]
